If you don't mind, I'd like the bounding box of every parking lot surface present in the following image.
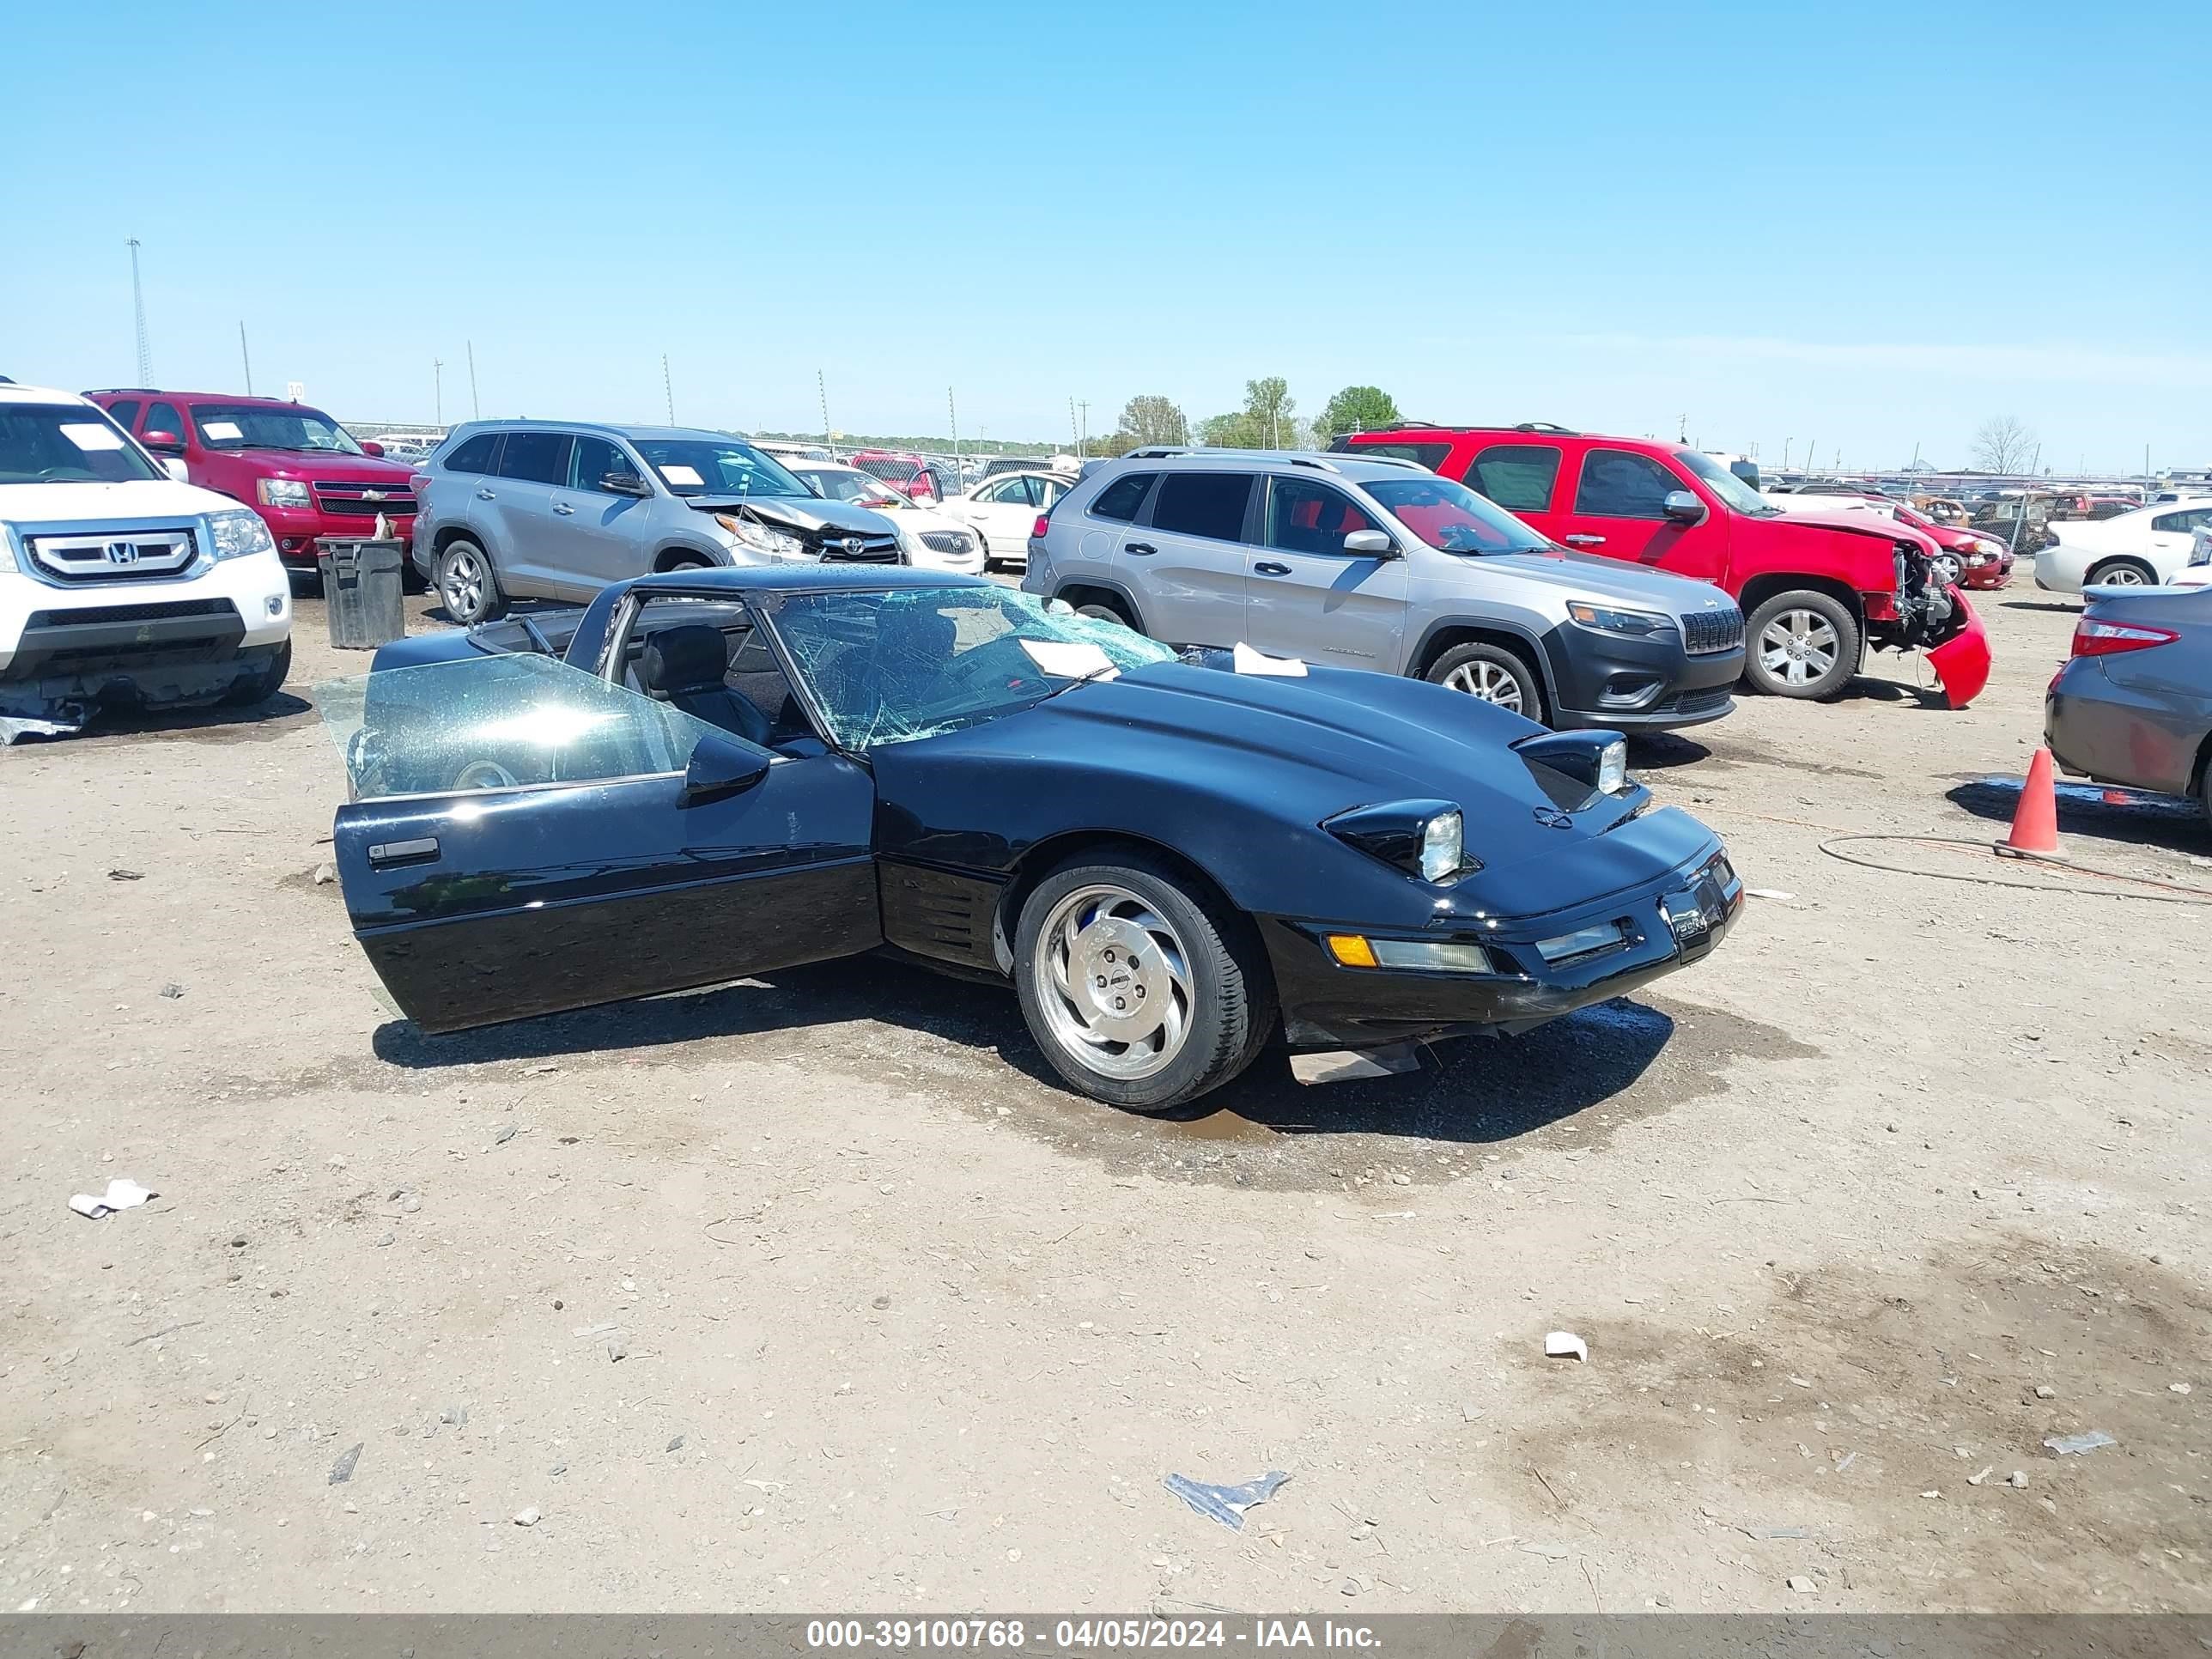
[2,587,2204,1613]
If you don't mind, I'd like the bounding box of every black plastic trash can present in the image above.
[316,538,408,650]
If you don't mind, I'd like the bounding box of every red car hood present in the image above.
[1777,504,1940,555]
[222,448,417,484]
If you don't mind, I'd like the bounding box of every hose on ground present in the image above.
[1818,833,2212,907]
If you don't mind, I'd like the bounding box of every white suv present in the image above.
[1,386,293,735]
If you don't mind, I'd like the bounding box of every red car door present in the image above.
[1550,444,1729,584]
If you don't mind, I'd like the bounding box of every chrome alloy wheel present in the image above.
[441,546,489,620]
[2093,562,2148,586]
[1758,608,1840,689]
[1032,883,1194,1081]
[1443,659,1525,710]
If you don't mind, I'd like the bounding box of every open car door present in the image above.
[319,653,878,1034]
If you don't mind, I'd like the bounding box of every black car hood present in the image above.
[878,659,1711,922]
[688,494,895,536]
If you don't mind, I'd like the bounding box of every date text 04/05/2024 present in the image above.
[803,1621,1381,1651]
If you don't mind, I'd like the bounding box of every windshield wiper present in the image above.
[1036,663,1121,702]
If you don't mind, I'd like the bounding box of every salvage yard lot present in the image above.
[1,589,2204,1613]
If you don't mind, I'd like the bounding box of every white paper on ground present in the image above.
[1020,639,1118,681]
[659,464,704,487]
[1544,1330,1589,1361]
[199,420,243,441]
[70,1178,157,1218]
[1233,641,1309,677]
[60,422,126,452]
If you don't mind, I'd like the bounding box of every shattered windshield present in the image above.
[318,652,733,800]
[767,586,1175,750]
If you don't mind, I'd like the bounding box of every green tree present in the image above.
[1115,394,1188,448]
[1199,378,1297,448]
[1314,385,1402,445]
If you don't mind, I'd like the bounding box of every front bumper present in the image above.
[1541,622,1743,730]
[1261,842,1742,1049]
[254,502,417,567]
[1960,552,2013,590]
[1925,586,1990,708]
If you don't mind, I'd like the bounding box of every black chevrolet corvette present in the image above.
[320,567,1741,1110]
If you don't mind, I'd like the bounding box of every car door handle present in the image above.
[552,501,574,515]
[1254,561,1291,576]
[475,488,495,501]
[1562,533,1606,546]
[1125,542,1156,556]
[366,836,439,867]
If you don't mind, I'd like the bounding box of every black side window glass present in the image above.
[442,434,498,474]
[1572,448,1678,519]
[1151,472,1255,543]
[570,436,629,492]
[1468,444,1562,513]
[498,431,574,486]
[1090,473,1154,522]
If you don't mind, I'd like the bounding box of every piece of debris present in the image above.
[108,868,144,882]
[1162,1469,1290,1531]
[2170,1382,2192,1395]
[2043,1431,2116,1457]
[2033,1384,2057,1399]
[666,1435,685,1452]
[1834,1452,1858,1473]
[69,1178,157,1219]
[1967,1468,1994,1486]
[440,1405,468,1428]
[513,1506,540,1527]
[1520,1542,1572,1560]
[548,1463,567,1477]
[1920,1490,1942,1500]
[398,1194,421,1215]
[872,1294,891,1310]
[311,862,337,886]
[1744,1525,1810,1540]
[1787,1576,1817,1594]
[1544,1331,1588,1361]
[493,1124,519,1146]
[2008,1472,2028,1488]
[1746,888,1795,902]
[606,1338,628,1363]
[329,1443,363,1485]
[161,982,183,1000]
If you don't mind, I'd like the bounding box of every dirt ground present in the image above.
[1,577,2205,1616]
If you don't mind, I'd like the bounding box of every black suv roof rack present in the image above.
[1510,422,1579,434]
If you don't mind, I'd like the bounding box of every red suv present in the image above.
[85,390,420,576]
[1334,422,1990,706]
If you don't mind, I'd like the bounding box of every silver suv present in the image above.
[1021,449,1744,730]
[413,422,903,624]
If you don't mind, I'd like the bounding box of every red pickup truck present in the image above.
[1334,423,1990,707]
[85,389,419,577]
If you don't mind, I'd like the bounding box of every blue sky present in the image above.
[5,1,2204,471]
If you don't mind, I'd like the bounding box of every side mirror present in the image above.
[143,429,185,454]
[679,733,770,806]
[1661,489,1705,524]
[362,441,386,458]
[161,458,190,484]
[601,471,652,498]
[1344,528,1400,558]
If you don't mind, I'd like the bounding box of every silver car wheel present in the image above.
[1443,659,1525,711]
[1759,610,1840,689]
[1032,883,1194,1082]
[2092,563,2148,586]
[441,547,488,620]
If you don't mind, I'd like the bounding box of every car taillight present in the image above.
[1031,514,1050,539]
[2071,618,2179,657]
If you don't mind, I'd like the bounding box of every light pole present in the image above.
[661,354,674,425]
[434,359,443,427]
[466,341,480,420]
[238,321,254,396]
[125,239,150,384]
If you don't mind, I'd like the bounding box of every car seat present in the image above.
[637,623,772,747]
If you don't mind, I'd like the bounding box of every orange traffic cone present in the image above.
[1996,747,2063,860]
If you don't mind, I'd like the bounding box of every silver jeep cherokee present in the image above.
[1020,448,1744,730]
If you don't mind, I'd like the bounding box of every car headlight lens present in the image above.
[206,508,276,562]
[1325,934,1492,974]
[1595,738,1627,796]
[1419,811,1462,882]
[256,478,312,509]
[0,536,17,574]
[714,514,805,560]
[1566,600,1669,636]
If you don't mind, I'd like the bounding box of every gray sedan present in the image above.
[2045,586,2212,823]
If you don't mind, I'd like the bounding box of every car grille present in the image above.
[26,599,234,628]
[919,530,974,556]
[1648,684,1735,718]
[23,528,199,584]
[813,532,903,564]
[313,481,417,516]
[1681,607,1744,655]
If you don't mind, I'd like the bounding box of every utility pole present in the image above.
[238,321,254,396]
[817,370,831,449]
[1678,412,1688,444]
[1783,438,1792,470]
[466,341,480,420]
[1077,399,1090,459]
[946,386,959,471]
[126,239,150,384]
[1069,398,1079,455]
[1911,441,1920,471]
[434,359,443,427]
[1805,437,1818,477]
[661,354,674,425]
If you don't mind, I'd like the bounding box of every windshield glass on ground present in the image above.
[1361,475,1550,554]
[192,404,365,455]
[0,404,163,485]
[1674,448,1771,514]
[635,440,807,498]
[795,467,904,507]
[769,586,1175,750]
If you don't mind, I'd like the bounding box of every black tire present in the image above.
[436,537,506,624]
[1073,599,1132,627]
[400,560,429,596]
[1012,853,1274,1113]
[660,554,714,571]
[223,638,293,706]
[1743,590,1861,700]
[1424,641,1547,724]
[2085,556,2156,589]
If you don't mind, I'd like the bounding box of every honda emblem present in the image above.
[105,541,142,566]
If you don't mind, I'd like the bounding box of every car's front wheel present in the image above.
[1013,855,1273,1112]
[437,538,506,624]
[1425,641,1547,724]
[1744,591,1860,699]
[222,638,293,706]
[2086,556,2155,588]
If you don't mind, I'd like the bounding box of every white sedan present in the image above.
[784,462,985,574]
[940,470,1077,570]
[2034,499,2212,593]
